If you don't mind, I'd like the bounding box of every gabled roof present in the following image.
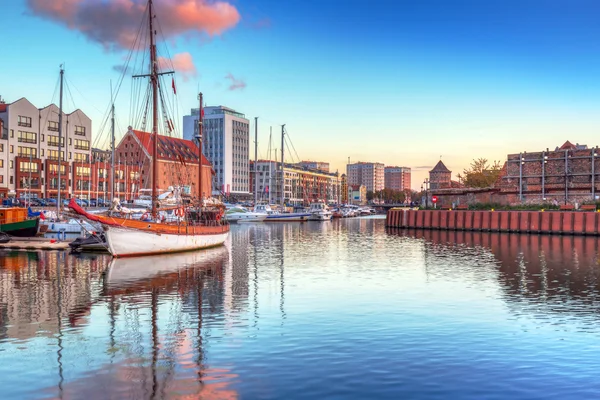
[430,160,451,173]
[130,130,212,167]
[559,140,576,150]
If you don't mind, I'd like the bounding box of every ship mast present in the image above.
[148,0,159,219]
[197,93,203,204]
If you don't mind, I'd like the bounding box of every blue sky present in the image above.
[3,0,600,189]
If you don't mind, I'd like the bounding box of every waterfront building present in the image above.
[183,106,250,198]
[0,97,92,199]
[348,184,367,205]
[254,160,341,205]
[340,174,348,204]
[346,161,385,193]
[384,166,411,192]
[429,160,452,190]
[296,160,330,173]
[114,127,213,199]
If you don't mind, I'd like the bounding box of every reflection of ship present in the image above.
[105,245,229,293]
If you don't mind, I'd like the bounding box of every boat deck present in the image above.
[0,237,73,250]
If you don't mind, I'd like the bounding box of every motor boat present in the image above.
[41,218,100,234]
[225,207,268,223]
[308,202,332,221]
[0,232,11,243]
[254,204,311,222]
[69,232,108,253]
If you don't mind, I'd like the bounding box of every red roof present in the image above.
[0,104,7,112]
[559,140,576,150]
[131,130,212,167]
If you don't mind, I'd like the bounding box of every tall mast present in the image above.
[110,102,115,201]
[197,93,204,203]
[254,117,258,205]
[57,66,64,217]
[280,124,285,207]
[149,0,159,218]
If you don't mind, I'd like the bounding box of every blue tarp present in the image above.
[27,207,41,217]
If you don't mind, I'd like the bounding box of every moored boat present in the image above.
[225,207,268,223]
[254,204,310,222]
[0,208,39,237]
[308,202,332,221]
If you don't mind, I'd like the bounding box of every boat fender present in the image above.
[175,207,184,217]
[141,212,149,221]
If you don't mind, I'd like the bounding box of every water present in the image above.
[2,218,600,399]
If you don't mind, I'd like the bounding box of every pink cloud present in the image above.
[158,52,197,81]
[26,0,241,51]
[224,73,246,91]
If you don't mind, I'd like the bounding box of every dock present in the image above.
[0,237,72,251]
[387,208,600,236]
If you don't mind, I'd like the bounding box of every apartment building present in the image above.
[346,161,385,192]
[384,166,411,192]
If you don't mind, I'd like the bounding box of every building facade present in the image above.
[115,128,213,199]
[183,106,250,197]
[348,184,367,205]
[384,166,411,192]
[346,162,385,193]
[253,160,341,205]
[0,97,92,199]
[296,160,330,173]
[429,160,452,190]
[340,174,348,204]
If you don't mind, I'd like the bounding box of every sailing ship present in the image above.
[69,0,229,257]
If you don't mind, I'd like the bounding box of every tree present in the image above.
[462,158,503,188]
[366,191,374,201]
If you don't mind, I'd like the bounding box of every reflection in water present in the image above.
[2,219,600,399]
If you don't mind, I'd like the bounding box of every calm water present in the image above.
[2,218,600,399]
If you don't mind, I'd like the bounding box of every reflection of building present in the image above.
[346,161,384,192]
[341,174,348,204]
[349,184,366,205]
[183,106,250,197]
[253,160,342,205]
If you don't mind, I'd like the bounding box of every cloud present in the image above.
[225,73,246,91]
[158,52,197,81]
[112,64,131,74]
[413,166,433,170]
[26,0,241,51]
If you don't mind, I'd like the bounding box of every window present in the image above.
[19,161,38,173]
[18,147,37,158]
[9,176,13,185]
[19,177,39,189]
[76,166,90,177]
[41,149,44,157]
[9,145,13,153]
[18,115,32,127]
[0,160,2,168]
[47,135,65,147]
[74,139,90,150]
[10,160,13,169]
[18,131,37,144]
[48,121,59,132]
[0,144,2,152]
[47,150,65,161]
[41,134,44,142]
[0,176,3,184]
[49,164,66,174]
[74,125,86,136]
[74,153,88,163]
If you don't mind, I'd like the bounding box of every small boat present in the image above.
[254,204,311,222]
[69,233,108,252]
[0,207,40,237]
[41,218,99,234]
[225,207,268,223]
[0,232,11,243]
[308,202,332,221]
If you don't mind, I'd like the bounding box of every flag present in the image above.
[172,77,176,95]
[201,108,204,119]
[40,212,45,221]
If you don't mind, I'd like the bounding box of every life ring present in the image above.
[141,212,149,221]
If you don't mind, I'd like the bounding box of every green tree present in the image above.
[366,191,374,201]
[462,158,503,188]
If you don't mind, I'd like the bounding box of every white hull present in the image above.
[308,212,332,221]
[226,213,268,223]
[41,219,99,233]
[105,226,229,257]
[264,213,310,222]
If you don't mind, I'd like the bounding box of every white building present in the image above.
[253,160,341,205]
[0,97,91,199]
[183,106,250,197]
[346,162,385,193]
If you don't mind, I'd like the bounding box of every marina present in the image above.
[1,218,600,399]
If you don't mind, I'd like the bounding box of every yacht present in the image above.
[225,207,268,223]
[308,202,332,221]
[254,204,311,222]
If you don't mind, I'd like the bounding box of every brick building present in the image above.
[115,128,213,198]
[384,166,411,192]
[429,161,452,190]
[346,161,384,192]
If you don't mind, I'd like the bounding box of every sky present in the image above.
[3,0,600,190]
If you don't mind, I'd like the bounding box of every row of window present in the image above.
[15,116,86,135]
